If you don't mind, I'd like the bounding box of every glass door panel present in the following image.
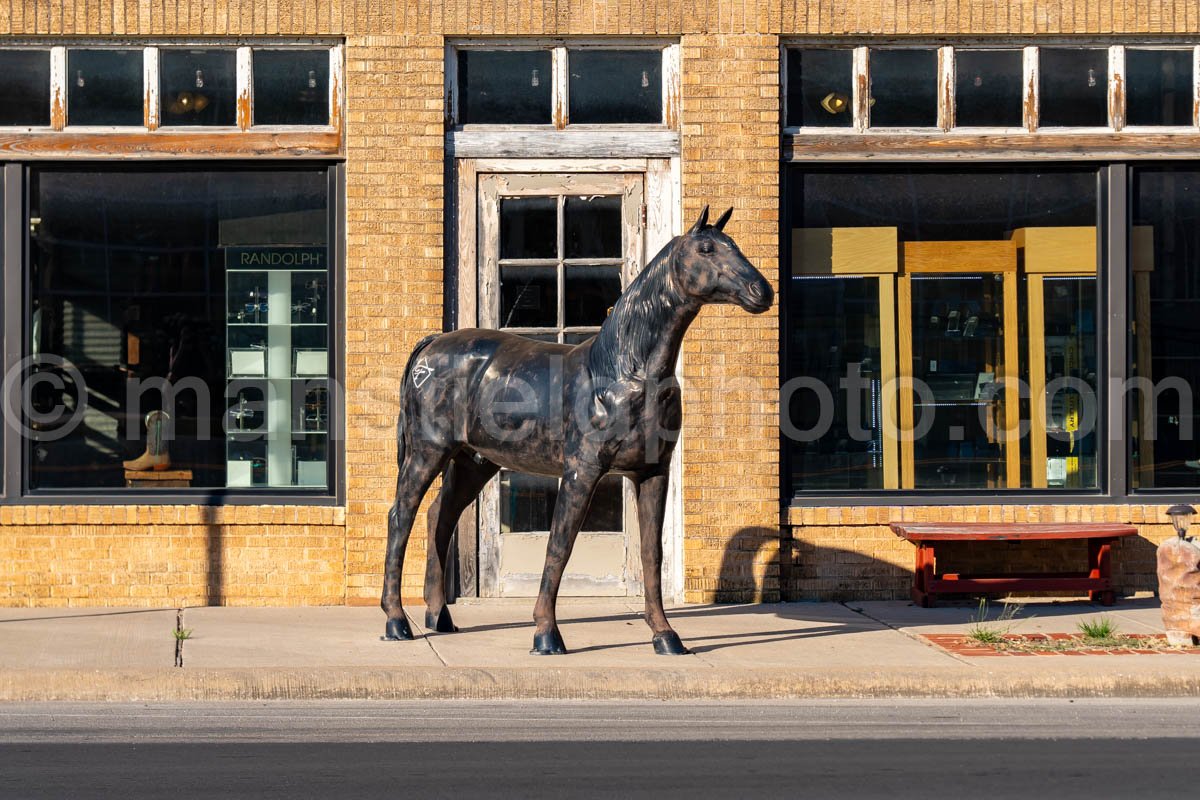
[908,274,1009,489]
[477,171,644,597]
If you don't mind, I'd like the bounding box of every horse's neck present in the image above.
[590,244,699,387]
[640,301,697,381]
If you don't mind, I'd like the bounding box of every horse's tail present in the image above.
[396,333,440,468]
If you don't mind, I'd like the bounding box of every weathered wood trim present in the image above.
[143,46,159,131]
[552,46,568,130]
[1109,46,1126,132]
[852,46,869,133]
[1193,46,1200,129]
[937,46,954,132]
[0,131,341,158]
[784,132,1200,160]
[448,130,679,159]
[472,158,649,173]
[663,43,681,130]
[236,46,252,131]
[50,46,66,131]
[454,157,479,597]
[1023,46,1039,133]
[328,44,344,136]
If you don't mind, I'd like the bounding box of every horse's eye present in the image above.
[698,241,714,254]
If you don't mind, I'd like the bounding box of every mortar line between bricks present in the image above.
[842,602,978,668]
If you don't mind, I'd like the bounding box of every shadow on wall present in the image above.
[717,526,1162,604]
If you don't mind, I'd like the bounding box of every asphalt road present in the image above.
[2,699,1197,798]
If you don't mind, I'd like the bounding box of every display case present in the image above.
[224,248,328,488]
[897,240,1020,490]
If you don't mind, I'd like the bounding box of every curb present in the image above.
[4,667,1200,701]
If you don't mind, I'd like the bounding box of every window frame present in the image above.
[783,39,1200,152]
[2,160,345,506]
[0,40,343,159]
[445,39,682,161]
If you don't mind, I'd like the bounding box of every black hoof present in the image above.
[425,607,459,633]
[652,631,690,655]
[530,630,568,655]
[383,617,414,641]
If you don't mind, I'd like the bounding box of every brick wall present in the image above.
[679,33,782,603]
[1,1,1197,606]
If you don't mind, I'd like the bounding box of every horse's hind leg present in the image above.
[423,454,499,633]
[382,445,451,641]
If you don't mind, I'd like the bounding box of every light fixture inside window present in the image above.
[195,69,205,89]
[530,68,540,88]
[973,74,983,87]
[307,69,317,89]
[641,70,649,89]
[168,91,210,115]
[75,70,85,88]
[1087,68,1097,88]
[820,91,849,115]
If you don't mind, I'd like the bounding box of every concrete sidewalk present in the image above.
[2,599,1198,701]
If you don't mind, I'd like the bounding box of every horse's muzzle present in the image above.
[738,279,774,314]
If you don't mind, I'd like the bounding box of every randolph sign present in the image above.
[225,246,327,269]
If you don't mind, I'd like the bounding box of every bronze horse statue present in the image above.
[382,205,773,655]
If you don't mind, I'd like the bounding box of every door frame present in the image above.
[452,157,684,601]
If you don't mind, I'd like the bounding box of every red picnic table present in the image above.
[889,522,1139,608]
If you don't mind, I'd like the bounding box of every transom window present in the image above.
[785,44,1200,132]
[450,43,677,128]
[0,44,339,130]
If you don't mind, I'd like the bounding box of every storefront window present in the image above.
[786,167,1099,494]
[1131,167,1200,489]
[27,167,333,492]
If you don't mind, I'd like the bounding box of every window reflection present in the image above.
[28,168,331,491]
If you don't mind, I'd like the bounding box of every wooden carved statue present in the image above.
[381,206,773,655]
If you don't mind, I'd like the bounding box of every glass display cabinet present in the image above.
[897,240,1021,490]
[791,225,1104,492]
[224,246,328,488]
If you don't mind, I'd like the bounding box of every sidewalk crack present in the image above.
[842,602,978,668]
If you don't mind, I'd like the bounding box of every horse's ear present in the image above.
[688,205,710,235]
[713,207,733,232]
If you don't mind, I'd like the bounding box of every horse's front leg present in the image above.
[530,463,603,655]
[637,471,689,655]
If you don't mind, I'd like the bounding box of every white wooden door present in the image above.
[475,171,645,597]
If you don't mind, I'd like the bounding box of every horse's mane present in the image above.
[588,234,689,385]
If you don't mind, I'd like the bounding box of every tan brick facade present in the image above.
[1,1,1197,606]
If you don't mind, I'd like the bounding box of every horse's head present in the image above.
[672,206,773,314]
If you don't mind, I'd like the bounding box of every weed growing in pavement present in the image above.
[1077,616,1120,644]
[965,599,1023,644]
[173,628,193,641]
